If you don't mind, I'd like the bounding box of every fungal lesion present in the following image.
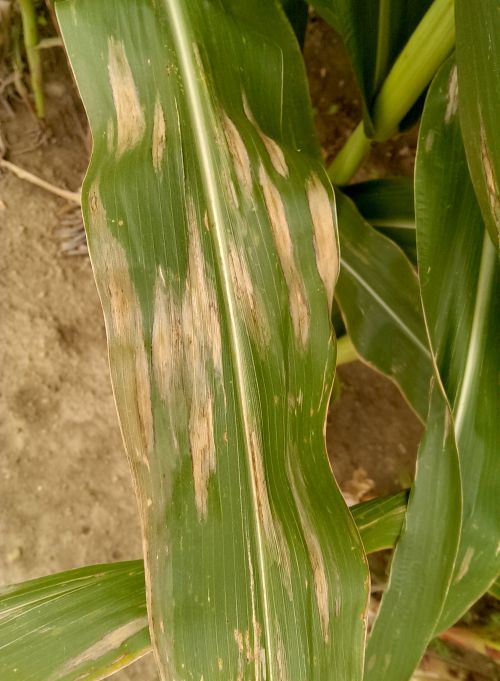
[107,37,146,156]
[258,164,309,347]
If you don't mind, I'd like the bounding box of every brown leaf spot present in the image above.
[306,173,338,310]
[445,65,458,124]
[259,164,309,347]
[108,37,146,156]
[152,96,166,173]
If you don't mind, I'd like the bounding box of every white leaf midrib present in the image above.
[162,1,274,678]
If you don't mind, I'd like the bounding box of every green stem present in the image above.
[18,0,45,117]
[328,0,455,183]
[336,334,358,365]
[371,0,454,141]
[328,122,371,185]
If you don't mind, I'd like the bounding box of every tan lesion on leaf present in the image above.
[259,164,309,347]
[249,429,291,592]
[88,183,153,465]
[445,64,458,124]
[222,111,253,194]
[287,461,330,643]
[152,197,222,518]
[152,270,183,401]
[243,93,288,178]
[152,96,166,173]
[480,124,500,235]
[55,617,149,678]
[306,173,338,311]
[189,393,216,519]
[228,239,270,349]
[107,37,146,156]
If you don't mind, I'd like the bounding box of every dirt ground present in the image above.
[0,18,425,681]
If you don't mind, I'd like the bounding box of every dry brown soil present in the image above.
[0,18,423,681]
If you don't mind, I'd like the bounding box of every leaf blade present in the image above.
[56,1,369,680]
[455,0,500,248]
[415,57,500,630]
[335,191,433,421]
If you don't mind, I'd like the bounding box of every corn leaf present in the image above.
[343,178,417,265]
[455,0,500,248]
[309,0,432,131]
[56,1,369,680]
[415,58,500,631]
[364,383,462,681]
[280,0,309,48]
[335,191,432,421]
[0,562,149,681]
[0,493,411,681]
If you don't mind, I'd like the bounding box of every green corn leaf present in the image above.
[335,191,433,421]
[364,383,462,681]
[0,562,149,681]
[351,491,408,555]
[455,0,500,249]
[280,0,309,49]
[309,0,432,131]
[415,58,500,631]
[0,492,412,681]
[56,1,369,680]
[343,178,417,265]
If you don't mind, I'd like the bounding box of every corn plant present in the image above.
[1,0,498,680]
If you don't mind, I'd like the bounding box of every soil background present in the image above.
[0,17,424,680]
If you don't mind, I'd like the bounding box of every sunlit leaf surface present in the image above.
[0,562,149,681]
[56,1,369,679]
[0,495,409,681]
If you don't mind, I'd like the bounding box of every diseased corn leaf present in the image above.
[343,178,417,265]
[415,58,500,631]
[0,493,413,681]
[365,383,461,681]
[309,0,432,131]
[455,0,500,248]
[56,1,369,680]
[335,191,432,421]
[0,562,149,681]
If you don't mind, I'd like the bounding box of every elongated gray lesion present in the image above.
[152,197,222,519]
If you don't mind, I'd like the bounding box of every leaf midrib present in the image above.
[162,0,275,676]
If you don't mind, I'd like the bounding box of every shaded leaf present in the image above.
[344,178,417,264]
[335,191,432,421]
[365,383,461,681]
[456,0,500,248]
[56,1,369,680]
[280,0,309,49]
[415,57,500,631]
[309,0,432,131]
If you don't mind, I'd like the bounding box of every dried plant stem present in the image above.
[0,158,81,203]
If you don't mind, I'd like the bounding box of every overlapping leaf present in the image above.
[0,494,412,681]
[415,58,500,631]
[456,0,500,248]
[335,191,432,421]
[344,178,417,265]
[56,1,369,680]
[0,562,149,681]
[365,383,461,681]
